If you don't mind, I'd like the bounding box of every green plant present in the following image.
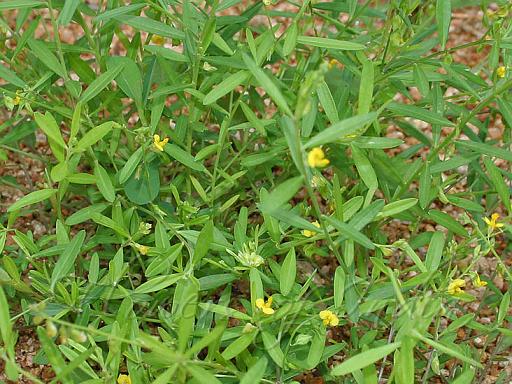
[1,0,512,383]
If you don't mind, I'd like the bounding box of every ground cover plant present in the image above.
[1,0,512,382]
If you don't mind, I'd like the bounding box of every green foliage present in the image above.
[1,0,512,383]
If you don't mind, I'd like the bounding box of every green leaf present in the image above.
[0,0,44,9]
[331,342,401,376]
[134,274,183,294]
[203,70,251,105]
[456,140,512,162]
[241,101,266,136]
[436,0,451,50]
[174,279,199,353]
[351,145,377,191]
[430,155,479,173]
[212,33,234,55]
[484,157,511,213]
[187,325,225,358]
[7,189,57,212]
[305,113,377,148]
[497,291,510,326]
[64,203,108,225]
[116,15,185,40]
[425,232,445,271]
[124,160,160,205]
[119,147,144,184]
[428,210,468,237]
[164,143,207,172]
[283,22,298,56]
[36,326,67,374]
[412,330,482,368]
[387,102,454,126]
[259,176,303,214]
[144,45,189,62]
[50,230,85,290]
[94,3,145,22]
[262,331,285,367]
[187,365,222,384]
[67,173,96,184]
[70,102,82,142]
[280,248,296,296]
[334,266,346,308]
[240,356,268,384]
[317,80,339,123]
[94,163,116,203]
[394,338,415,384]
[107,56,143,105]
[199,302,252,321]
[34,112,67,162]
[376,198,418,219]
[0,64,26,87]
[221,332,257,360]
[28,39,67,78]
[419,163,431,209]
[358,60,374,115]
[79,62,125,104]
[324,215,375,249]
[242,53,293,117]
[451,369,475,384]
[90,213,130,237]
[353,137,403,149]
[306,331,326,369]
[193,221,214,264]
[0,286,12,347]
[297,36,365,50]
[74,121,117,152]
[58,0,79,25]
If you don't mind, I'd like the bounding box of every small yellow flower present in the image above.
[151,35,165,45]
[134,243,149,255]
[117,374,131,384]
[13,90,22,105]
[483,213,504,231]
[447,278,465,296]
[307,147,330,168]
[328,59,338,69]
[497,66,506,78]
[319,310,339,327]
[255,297,274,315]
[302,220,321,237]
[262,0,272,6]
[153,134,169,152]
[473,274,487,288]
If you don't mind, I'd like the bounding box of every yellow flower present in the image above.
[302,220,321,237]
[117,374,131,384]
[151,35,165,45]
[262,0,272,6]
[328,59,338,69]
[319,310,339,327]
[474,274,487,288]
[255,297,274,315]
[13,90,22,105]
[153,134,169,152]
[307,147,330,168]
[134,243,149,255]
[483,213,504,231]
[447,278,465,296]
[497,66,506,78]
